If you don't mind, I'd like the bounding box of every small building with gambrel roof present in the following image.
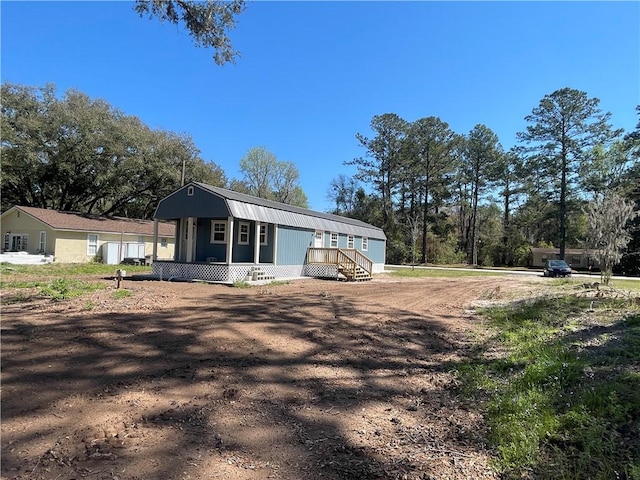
[151,182,386,282]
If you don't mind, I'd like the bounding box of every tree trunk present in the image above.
[560,143,568,260]
[502,182,510,266]
[421,174,430,264]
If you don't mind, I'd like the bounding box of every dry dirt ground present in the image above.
[1,273,547,480]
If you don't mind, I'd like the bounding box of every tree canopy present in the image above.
[134,0,246,64]
[233,146,309,208]
[1,83,226,218]
[517,87,622,259]
[345,90,636,269]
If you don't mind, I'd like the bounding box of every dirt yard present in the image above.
[1,273,547,480]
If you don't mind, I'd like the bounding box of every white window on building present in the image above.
[362,236,368,251]
[5,234,28,251]
[211,221,227,243]
[260,224,268,245]
[87,234,98,256]
[187,186,195,196]
[239,222,250,245]
[160,237,168,248]
[347,235,354,249]
[330,232,338,248]
[39,231,46,252]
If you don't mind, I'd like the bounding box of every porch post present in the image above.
[254,221,261,264]
[186,217,194,262]
[174,220,181,261]
[273,224,278,265]
[152,219,158,261]
[226,216,234,264]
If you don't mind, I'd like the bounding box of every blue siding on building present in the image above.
[364,237,385,264]
[259,224,275,263]
[232,221,253,263]
[277,226,315,265]
[156,186,229,219]
[195,218,227,262]
[155,183,386,271]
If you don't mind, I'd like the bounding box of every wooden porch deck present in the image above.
[306,248,373,281]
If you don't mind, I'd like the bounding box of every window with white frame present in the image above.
[187,186,194,196]
[160,237,168,248]
[260,224,268,245]
[210,221,227,243]
[238,222,250,245]
[362,236,368,251]
[330,232,338,248]
[87,234,98,256]
[347,235,354,249]
[14,234,28,251]
[39,231,46,252]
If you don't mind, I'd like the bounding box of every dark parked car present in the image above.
[543,260,572,277]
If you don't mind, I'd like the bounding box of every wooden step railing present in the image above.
[306,248,373,281]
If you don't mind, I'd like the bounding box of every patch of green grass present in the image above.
[268,280,291,286]
[0,280,49,289]
[113,289,132,299]
[387,267,505,278]
[0,262,152,278]
[609,279,640,293]
[232,280,251,288]
[38,278,105,300]
[458,295,640,479]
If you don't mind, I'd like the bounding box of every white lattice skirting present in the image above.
[152,262,305,282]
[302,264,339,279]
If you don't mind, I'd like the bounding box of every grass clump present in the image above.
[113,289,132,299]
[232,280,251,288]
[458,294,640,479]
[38,278,105,300]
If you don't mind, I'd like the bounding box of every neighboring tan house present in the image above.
[530,247,600,270]
[150,182,387,282]
[1,206,175,264]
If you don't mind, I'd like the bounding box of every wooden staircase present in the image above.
[306,248,373,282]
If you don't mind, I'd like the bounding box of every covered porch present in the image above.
[150,215,282,283]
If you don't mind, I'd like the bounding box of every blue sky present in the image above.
[2,1,639,212]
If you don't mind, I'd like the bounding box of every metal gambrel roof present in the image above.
[194,183,386,240]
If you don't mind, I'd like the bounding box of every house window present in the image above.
[13,234,28,251]
[39,231,46,252]
[160,238,168,248]
[211,221,227,243]
[362,237,368,251]
[347,235,354,249]
[330,232,338,248]
[239,222,250,245]
[260,225,268,245]
[87,234,98,256]
[187,186,194,196]
[5,234,28,251]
